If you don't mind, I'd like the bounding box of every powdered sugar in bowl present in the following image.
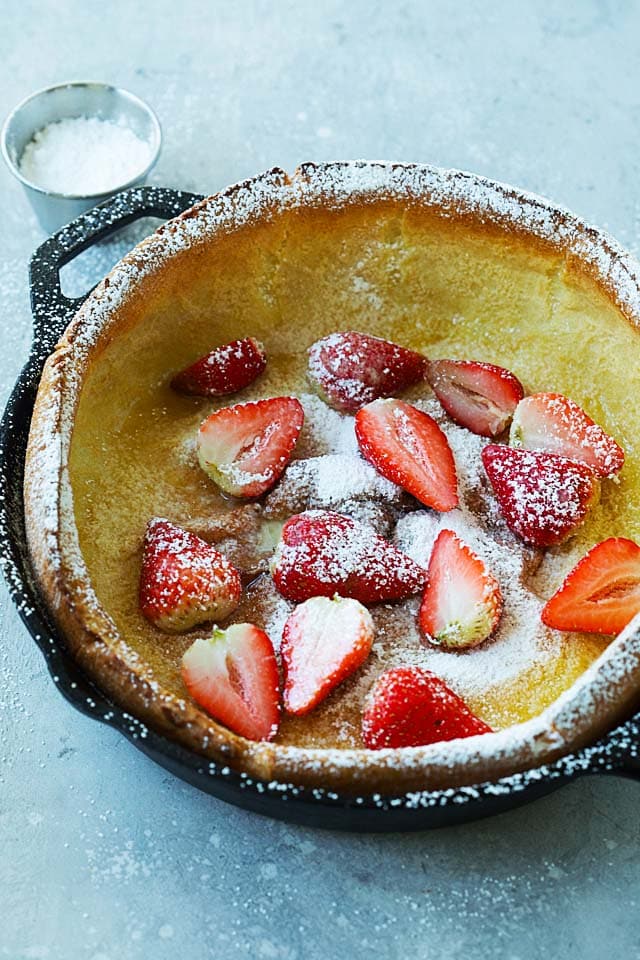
[1,81,161,233]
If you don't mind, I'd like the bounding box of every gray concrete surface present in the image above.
[2,1,640,957]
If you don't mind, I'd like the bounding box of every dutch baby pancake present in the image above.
[24,161,640,794]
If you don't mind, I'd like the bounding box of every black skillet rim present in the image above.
[1,183,639,832]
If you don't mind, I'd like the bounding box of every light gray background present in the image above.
[2,1,640,957]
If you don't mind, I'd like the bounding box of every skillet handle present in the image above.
[28,185,205,352]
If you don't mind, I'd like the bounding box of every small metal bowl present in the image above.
[1,81,162,233]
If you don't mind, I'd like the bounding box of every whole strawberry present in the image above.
[481,444,599,547]
[171,337,267,397]
[271,510,426,604]
[308,331,427,413]
[362,667,492,749]
[139,518,242,632]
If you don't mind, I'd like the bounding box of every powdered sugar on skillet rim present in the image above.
[24,160,640,793]
[58,160,640,363]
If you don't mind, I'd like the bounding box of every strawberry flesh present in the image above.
[542,537,640,635]
[282,596,374,714]
[355,398,458,511]
[139,518,242,632]
[427,358,524,437]
[482,444,599,547]
[198,396,304,498]
[182,623,280,741]
[362,667,492,749]
[271,509,426,604]
[419,529,503,649]
[171,337,267,397]
[509,392,624,479]
[308,331,427,413]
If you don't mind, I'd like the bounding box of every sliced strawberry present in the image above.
[181,623,280,741]
[171,337,267,397]
[541,537,640,635]
[481,445,599,547]
[139,518,242,632]
[282,596,374,714]
[509,392,624,479]
[271,510,426,604]
[355,399,458,511]
[362,667,492,749]
[427,358,524,437]
[419,529,503,649]
[308,331,427,413]
[197,397,304,498]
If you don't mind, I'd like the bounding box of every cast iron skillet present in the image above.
[2,185,640,832]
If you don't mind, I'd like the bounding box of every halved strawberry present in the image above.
[171,337,267,397]
[282,596,374,714]
[355,399,458,511]
[362,667,492,749]
[510,392,624,479]
[139,518,242,632]
[419,529,503,649]
[427,358,524,437]
[308,331,427,413]
[481,444,599,547]
[541,537,640,635]
[271,510,426,604]
[197,397,304,498]
[181,623,280,741]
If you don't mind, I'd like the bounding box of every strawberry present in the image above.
[355,398,458,511]
[419,529,503,649]
[181,623,280,741]
[139,518,242,632]
[197,396,304,498]
[509,392,624,479]
[271,510,426,604]
[481,444,599,547]
[282,596,374,714]
[362,667,492,749]
[171,337,267,397]
[308,331,427,413]
[541,537,640,635]
[427,358,524,437]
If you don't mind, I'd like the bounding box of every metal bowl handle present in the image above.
[28,185,205,351]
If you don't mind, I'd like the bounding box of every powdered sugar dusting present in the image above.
[297,393,360,457]
[263,453,404,517]
[56,163,640,380]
